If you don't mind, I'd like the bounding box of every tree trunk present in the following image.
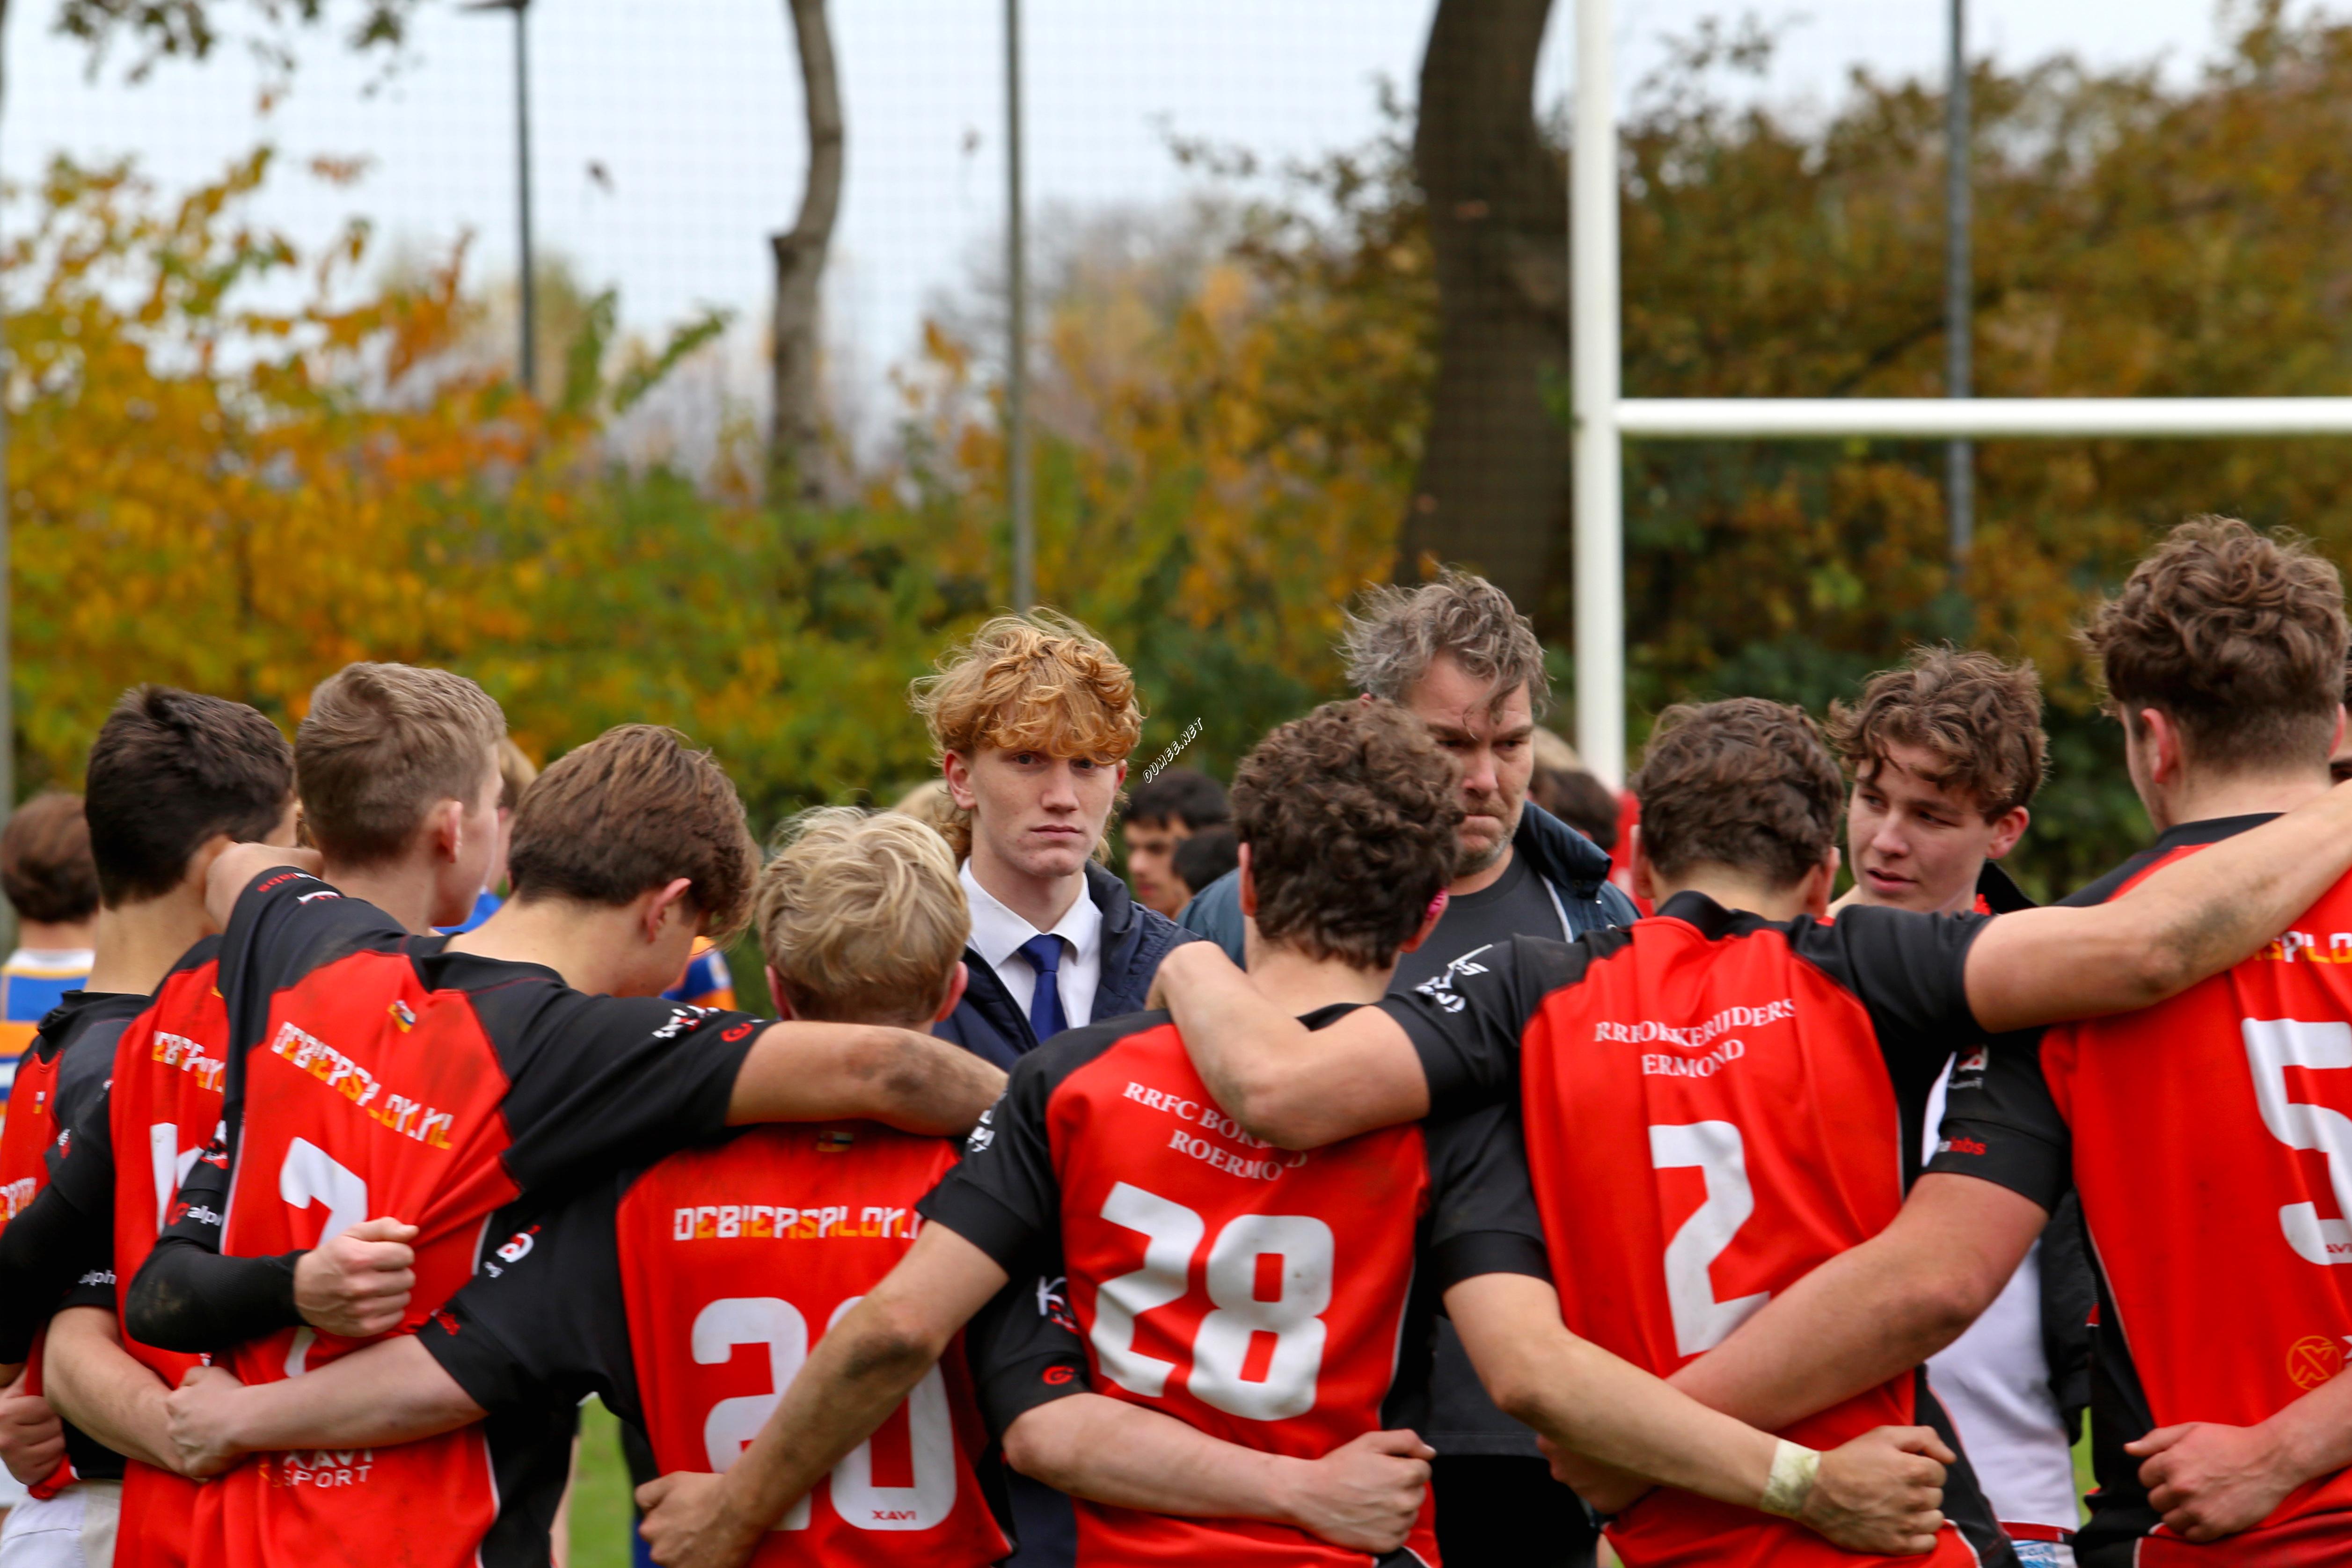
[771,0,843,504]
[1401,0,1568,606]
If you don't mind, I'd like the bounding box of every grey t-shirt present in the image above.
[1389,848,1574,1457]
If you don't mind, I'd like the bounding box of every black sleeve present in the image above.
[964,1241,1090,1441]
[915,1054,1059,1270]
[122,1131,302,1352]
[1421,1102,1551,1291]
[418,1183,632,1422]
[1793,906,1993,1072]
[0,1180,110,1362]
[45,1080,117,1223]
[1922,1032,2070,1213]
[476,987,762,1195]
[46,1021,130,1185]
[1377,936,1585,1118]
[217,870,410,1135]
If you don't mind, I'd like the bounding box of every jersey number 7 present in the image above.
[1651,1121,1770,1357]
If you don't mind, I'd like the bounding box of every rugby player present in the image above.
[110,720,1002,1568]
[159,804,1456,1564]
[1144,682,2352,1563]
[0,688,296,1568]
[1819,648,2092,1565]
[1664,517,2352,1565]
[630,702,1957,1568]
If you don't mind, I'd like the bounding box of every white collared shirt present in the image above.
[960,861,1103,1035]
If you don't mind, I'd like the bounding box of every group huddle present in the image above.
[0,521,2350,1568]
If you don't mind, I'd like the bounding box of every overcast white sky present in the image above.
[0,0,2295,403]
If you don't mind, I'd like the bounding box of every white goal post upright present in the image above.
[1567,0,2352,789]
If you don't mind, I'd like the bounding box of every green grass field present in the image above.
[569,1398,638,1568]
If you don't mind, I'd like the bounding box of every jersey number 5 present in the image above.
[2245,1019,2352,1266]
[1090,1180,1334,1422]
[693,1296,957,1532]
[1650,1121,1770,1356]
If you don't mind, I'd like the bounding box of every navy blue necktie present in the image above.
[1018,933,1069,1043]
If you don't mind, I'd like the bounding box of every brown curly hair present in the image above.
[1633,699,1845,889]
[1826,647,2046,820]
[909,611,1143,860]
[1231,700,1462,970]
[2080,516,2346,773]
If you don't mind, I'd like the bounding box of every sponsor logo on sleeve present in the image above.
[1411,944,1497,1014]
[1036,1274,1078,1334]
[964,1103,999,1155]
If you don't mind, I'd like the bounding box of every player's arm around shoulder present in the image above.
[1966,779,2352,1033]
[162,1337,483,1480]
[201,841,324,930]
[637,1222,1010,1568]
[1147,940,1428,1150]
[728,1021,1005,1137]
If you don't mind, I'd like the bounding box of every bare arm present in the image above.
[1004,1395,1432,1555]
[2126,1358,2352,1541]
[161,1337,482,1479]
[1668,1175,2049,1433]
[636,1224,1008,1568]
[42,1307,184,1475]
[1967,781,2352,1033]
[727,1025,1004,1138]
[1448,1273,1950,1555]
[1151,942,1429,1149]
[202,843,323,928]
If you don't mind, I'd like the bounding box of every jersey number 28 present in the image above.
[1089,1180,1335,1422]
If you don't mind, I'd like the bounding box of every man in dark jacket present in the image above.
[1178,568,1637,1568]
[908,610,1196,1566]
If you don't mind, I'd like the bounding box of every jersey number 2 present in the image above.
[1650,1121,1770,1356]
[1091,1180,1334,1422]
[2246,1019,2352,1266]
[694,1296,957,1531]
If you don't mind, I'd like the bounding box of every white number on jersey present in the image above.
[147,1122,205,1231]
[278,1138,369,1376]
[2245,1019,2352,1265]
[1090,1181,1336,1421]
[1650,1120,1770,1356]
[691,1295,957,1531]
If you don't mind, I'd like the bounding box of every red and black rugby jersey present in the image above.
[39,938,246,1567]
[1930,813,2352,1567]
[420,1121,1010,1568]
[145,868,767,1568]
[918,1002,1548,1568]
[0,986,148,1494]
[1381,892,2006,1568]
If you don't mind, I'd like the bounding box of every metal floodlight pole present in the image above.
[1005,0,1035,613]
[1572,0,1626,789]
[465,0,536,395]
[1946,0,1973,584]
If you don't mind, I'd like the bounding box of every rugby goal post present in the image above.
[1568,0,2352,789]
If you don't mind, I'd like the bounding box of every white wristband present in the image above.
[1758,1440,1820,1519]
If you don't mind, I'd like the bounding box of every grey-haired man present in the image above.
[1180,567,1636,1568]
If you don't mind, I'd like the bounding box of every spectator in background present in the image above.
[1169,822,1238,908]
[0,794,98,1136]
[1530,765,1621,854]
[1177,568,1636,1568]
[1118,766,1228,917]
[891,776,963,838]
[440,736,539,935]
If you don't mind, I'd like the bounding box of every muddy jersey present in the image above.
[419,1122,1009,1568]
[919,1003,1548,1568]
[0,987,146,1496]
[145,868,764,1568]
[1929,814,2352,1567]
[1382,892,2010,1568]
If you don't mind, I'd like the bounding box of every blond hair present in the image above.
[495,737,540,813]
[755,807,970,1025]
[297,663,504,865]
[908,611,1143,859]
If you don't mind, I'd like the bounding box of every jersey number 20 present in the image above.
[1090,1180,1334,1422]
[694,1296,957,1532]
